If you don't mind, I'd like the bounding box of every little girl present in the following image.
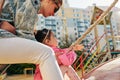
[34,28,84,80]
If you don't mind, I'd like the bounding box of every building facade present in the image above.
[36,0,120,49]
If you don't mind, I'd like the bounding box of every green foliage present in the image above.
[6,64,35,75]
[75,51,83,57]
[59,42,71,49]
[72,51,84,69]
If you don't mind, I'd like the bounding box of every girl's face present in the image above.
[45,32,58,47]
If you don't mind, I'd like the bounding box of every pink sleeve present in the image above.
[34,64,42,80]
[58,49,77,66]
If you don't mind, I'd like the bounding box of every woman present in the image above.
[0,0,64,80]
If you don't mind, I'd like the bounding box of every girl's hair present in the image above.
[34,28,52,43]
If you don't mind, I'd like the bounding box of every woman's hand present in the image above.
[0,21,16,34]
[0,0,5,15]
[72,44,84,51]
[0,8,1,15]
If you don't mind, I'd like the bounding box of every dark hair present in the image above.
[34,28,51,43]
[53,0,62,5]
[53,0,62,13]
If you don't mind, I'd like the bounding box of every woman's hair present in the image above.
[34,28,52,43]
[54,0,62,5]
[54,0,62,12]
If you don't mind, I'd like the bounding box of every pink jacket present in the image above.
[34,47,77,80]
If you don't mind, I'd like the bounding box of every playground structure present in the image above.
[0,0,120,80]
[84,57,120,80]
[71,0,120,79]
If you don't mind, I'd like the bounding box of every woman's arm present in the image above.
[0,0,5,15]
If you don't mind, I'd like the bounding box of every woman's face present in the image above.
[38,0,62,17]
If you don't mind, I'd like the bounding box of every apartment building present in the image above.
[36,0,120,48]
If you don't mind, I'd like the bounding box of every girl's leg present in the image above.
[0,37,63,80]
[60,65,68,76]
[66,66,80,80]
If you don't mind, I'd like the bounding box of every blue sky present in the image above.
[67,0,120,8]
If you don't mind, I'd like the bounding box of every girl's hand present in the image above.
[73,44,84,51]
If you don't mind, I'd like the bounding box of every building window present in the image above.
[58,32,60,35]
[58,37,60,40]
[57,27,60,29]
[75,33,77,35]
[74,28,76,30]
[41,21,44,24]
[73,18,75,21]
[57,22,59,25]
[62,10,64,15]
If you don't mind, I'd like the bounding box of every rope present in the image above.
[1,64,11,75]
[74,32,106,70]
[73,1,118,78]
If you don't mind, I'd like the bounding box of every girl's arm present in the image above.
[53,45,84,66]
[54,48,77,66]
[58,50,76,66]
[58,45,84,65]
[70,44,84,51]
